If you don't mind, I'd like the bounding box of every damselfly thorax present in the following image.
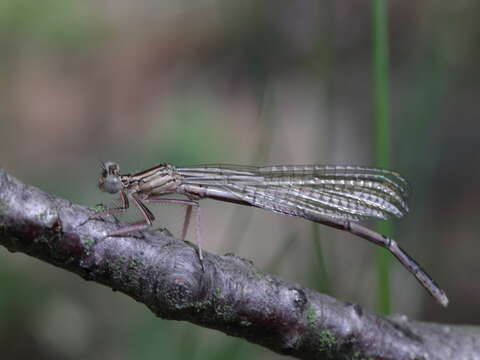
[89,161,448,307]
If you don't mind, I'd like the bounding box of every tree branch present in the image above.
[0,168,477,359]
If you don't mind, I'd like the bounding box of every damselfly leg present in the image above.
[143,197,204,268]
[80,190,130,226]
[105,193,155,236]
[87,191,205,268]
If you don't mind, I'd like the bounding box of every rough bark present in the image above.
[0,168,478,360]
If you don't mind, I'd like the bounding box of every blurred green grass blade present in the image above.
[372,0,392,315]
[311,224,331,294]
[375,221,392,314]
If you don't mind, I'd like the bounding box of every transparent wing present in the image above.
[177,164,410,221]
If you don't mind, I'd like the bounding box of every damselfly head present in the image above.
[98,161,123,194]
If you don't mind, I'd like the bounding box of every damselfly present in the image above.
[89,161,448,307]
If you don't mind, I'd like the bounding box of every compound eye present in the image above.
[98,161,123,193]
[102,175,123,194]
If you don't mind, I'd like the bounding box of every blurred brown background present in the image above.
[1,1,479,359]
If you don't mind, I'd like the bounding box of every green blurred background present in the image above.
[1,1,479,359]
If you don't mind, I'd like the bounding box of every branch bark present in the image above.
[0,168,477,360]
